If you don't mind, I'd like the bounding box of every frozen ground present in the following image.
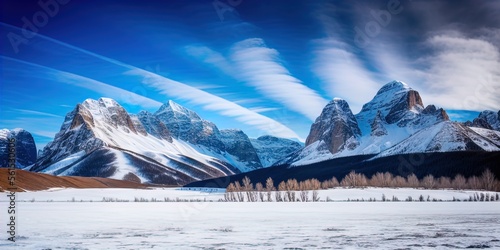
[1,188,500,249]
[9,187,500,202]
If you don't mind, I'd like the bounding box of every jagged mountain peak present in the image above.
[358,80,413,116]
[305,98,361,154]
[376,80,410,93]
[82,97,120,110]
[478,110,500,131]
[156,100,201,120]
[464,109,500,132]
[0,128,37,168]
[320,98,356,123]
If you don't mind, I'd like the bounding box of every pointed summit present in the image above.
[376,80,410,95]
[305,98,361,154]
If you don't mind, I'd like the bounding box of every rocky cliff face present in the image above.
[136,111,172,142]
[33,98,145,167]
[385,90,424,124]
[465,110,500,131]
[250,135,303,167]
[155,100,225,151]
[370,111,388,137]
[0,129,37,168]
[305,98,361,154]
[356,81,448,133]
[219,129,262,171]
[285,80,489,167]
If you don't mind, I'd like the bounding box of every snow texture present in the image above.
[2,188,499,249]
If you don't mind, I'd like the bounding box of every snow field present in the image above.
[1,201,499,249]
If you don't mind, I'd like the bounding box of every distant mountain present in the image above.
[154,100,263,172]
[29,98,296,185]
[464,110,500,131]
[376,121,500,157]
[0,128,37,168]
[281,80,498,166]
[250,135,303,167]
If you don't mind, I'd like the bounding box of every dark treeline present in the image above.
[186,152,500,189]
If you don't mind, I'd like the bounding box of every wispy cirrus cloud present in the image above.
[184,45,233,76]
[185,39,329,121]
[1,56,162,109]
[125,68,301,140]
[311,39,381,113]
[311,1,500,113]
[421,33,500,111]
[1,25,302,139]
[12,109,63,118]
[229,38,329,121]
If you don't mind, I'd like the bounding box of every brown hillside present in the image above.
[0,169,150,192]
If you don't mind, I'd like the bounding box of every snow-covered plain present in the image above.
[2,188,500,249]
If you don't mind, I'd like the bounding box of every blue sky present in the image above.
[1,0,500,150]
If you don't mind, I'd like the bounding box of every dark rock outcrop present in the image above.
[305,98,361,154]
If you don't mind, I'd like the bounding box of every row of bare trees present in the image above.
[224,169,499,202]
[225,177,321,202]
[337,169,498,191]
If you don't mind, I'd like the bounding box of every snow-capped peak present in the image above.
[99,97,119,108]
[167,100,189,113]
[376,80,410,95]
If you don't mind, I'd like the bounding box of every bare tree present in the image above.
[225,183,237,202]
[234,181,245,202]
[481,169,496,191]
[422,175,436,189]
[276,181,286,202]
[392,176,407,187]
[265,177,274,202]
[299,181,309,202]
[255,182,265,202]
[407,174,419,188]
[286,179,299,201]
[452,174,467,190]
[383,172,394,187]
[370,172,385,187]
[310,178,321,201]
[341,171,368,188]
[468,176,482,190]
[242,176,255,202]
[438,176,452,189]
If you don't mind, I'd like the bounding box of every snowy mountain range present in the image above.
[27,98,298,185]
[2,80,499,186]
[280,81,500,166]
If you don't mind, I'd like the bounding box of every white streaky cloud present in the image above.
[183,45,234,76]
[13,109,63,118]
[53,70,163,109]
[249,107,280,113]
[125,69,302,140]
[230,38,329,121]
[422,34,500,111]
[1,56,162,109]
[312,39,381,113]
[0,25,302,140]
[368,43,427,90]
